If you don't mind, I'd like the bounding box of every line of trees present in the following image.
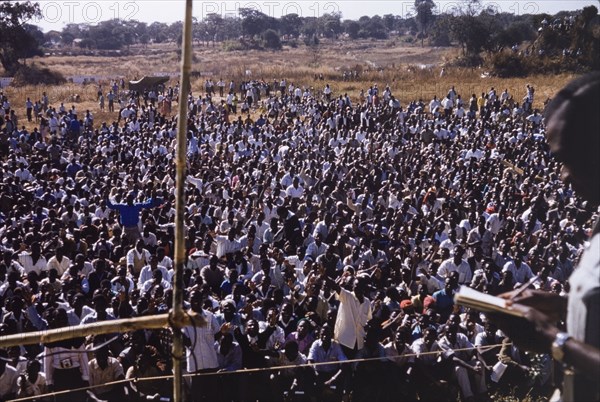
[1,0,598,75]
[0,1,44,75]
[44,1,597,58]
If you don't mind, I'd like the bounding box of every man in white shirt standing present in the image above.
[324,275,372,359]
[182,290,228,402]
[323,84,332,102]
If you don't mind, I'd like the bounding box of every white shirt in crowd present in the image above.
[334,287,372,350]
[182,310,220,372]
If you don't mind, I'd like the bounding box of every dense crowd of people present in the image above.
[0,75,595,402]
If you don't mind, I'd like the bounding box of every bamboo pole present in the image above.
[0,314,179,348]
[0,311,205,349]
[172,0,193,401]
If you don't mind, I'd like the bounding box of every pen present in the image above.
[509,274,539,300]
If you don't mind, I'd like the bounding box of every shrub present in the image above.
[430,31,451,47]
[12,65,66,86]
[262,29,282,50]
[489,52,591,77]
[451,54,484,67]
[490,52,528,77]
[304,34,319,46]
[222,40,247,52]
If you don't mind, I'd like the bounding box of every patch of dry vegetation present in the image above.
[3,40,577,133]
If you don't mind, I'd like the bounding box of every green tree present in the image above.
[167,21,184,42]
[205,13,223,43]
[240,8,276,38]
[0,1,41,75]
[148,21,169,43]
[321,12,342,38]
[119,19,140,49]
[358,15,371,28]
[414,0,435,46]
[135,21,150,46]
[357,15,388,39]
[383,14,398,32]
[493,19,535,50]
[221,16,242,40]
[399,16,418,34]
[18,23,43,61]
[449,1,495,57]
[571,5,599,69]
[343,20,361,39]
[369,15,388,38]
[61,32,75,46]
[280,13,301,38]
[451,14,491,55]
[477,10,503,52]
[83,19,136,50]
[301,17,320,38]
[262,29,281,49]
[77,37,96,50]
[44,30,62,45]
[62,23,82,38]
[429,14,452,46]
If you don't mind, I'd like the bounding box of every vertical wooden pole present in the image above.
[172,1,193,401]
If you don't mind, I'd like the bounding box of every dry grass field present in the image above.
[3,39,579,131]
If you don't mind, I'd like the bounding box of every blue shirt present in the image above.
[69,119,80,133]
[66,162,81,177]
[432,288,454,318]
[220,279,243,297]
[107,198,158,227]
